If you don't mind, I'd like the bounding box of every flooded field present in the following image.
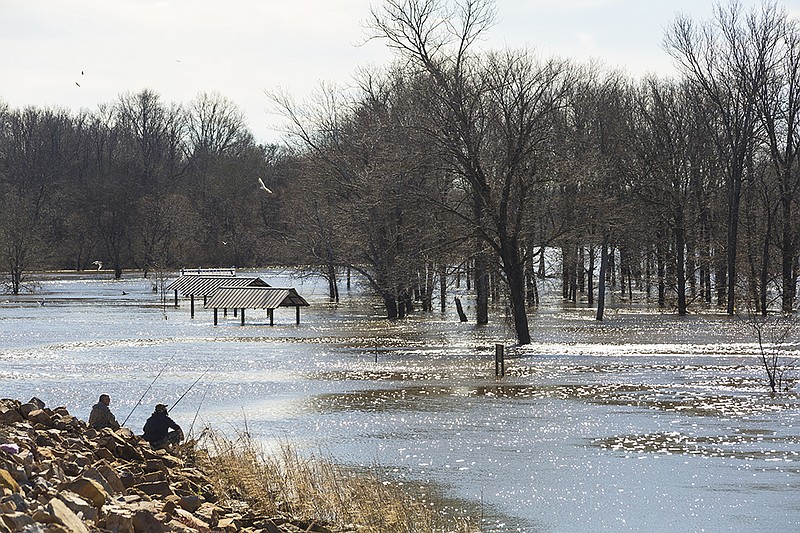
[1,270,799,532]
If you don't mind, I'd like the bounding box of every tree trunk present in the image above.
[716,250,727,307]
[11,267,22,295]
[475,253,489,325]
[561,245,570,299]
[384,293,398,319]
[675,211,687,315]
[526,251,539,306]
[726,182,742,315]
[587,245,595,307]
[781,193,795,314]
[761,207,773,316]
[529,275,539,307]
[538,244,546,278]
[454,296,468,322]
[326,261,339,302]
[657,245,666,308]
[608,244,617,289]
[439,263,447,312]
[422,262,435,312]
[500,245,531,345]
[686,239,697,297]
[596,235,609,321]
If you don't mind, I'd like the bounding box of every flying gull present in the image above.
[258,178,273,194]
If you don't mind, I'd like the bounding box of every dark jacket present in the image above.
[142,412,181,443]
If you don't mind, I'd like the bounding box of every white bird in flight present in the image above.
[92,260,103,271]
[258,178,273,194]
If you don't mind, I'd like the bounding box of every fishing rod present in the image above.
[188,375,215,438]
[169,368,209,411]
[122,353,177,426]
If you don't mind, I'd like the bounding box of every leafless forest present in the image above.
[2,1,799,345]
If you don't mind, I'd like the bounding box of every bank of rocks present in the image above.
[0,398,333,533]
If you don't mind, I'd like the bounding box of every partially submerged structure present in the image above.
[167,269,309,325]
[166,275,270,318]
[205,286,309,325]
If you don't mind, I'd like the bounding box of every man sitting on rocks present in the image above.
[88,394,120,430]
[142,403,183,449]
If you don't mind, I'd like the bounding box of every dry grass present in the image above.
[191,427,477,533]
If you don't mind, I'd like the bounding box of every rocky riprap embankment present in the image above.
[0,398,332,533]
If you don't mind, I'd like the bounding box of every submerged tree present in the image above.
[665,2,782,315]
[629,78,718,315]
[369,0,573,343]
[754,6,800,314]
[744,310,798,394]
[271,70,450,316]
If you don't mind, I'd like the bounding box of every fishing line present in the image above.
[188,375,215,438]
[170,368,209,411]
[122,352,177,426]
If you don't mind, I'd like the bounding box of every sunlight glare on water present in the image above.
[1,270,799,532]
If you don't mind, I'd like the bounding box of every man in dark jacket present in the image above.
[142,404,183,449]
[88,394,120,430]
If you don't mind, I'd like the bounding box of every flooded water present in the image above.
[1,270,799,532]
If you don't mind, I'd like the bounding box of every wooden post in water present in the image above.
[240,308,245,326]
[269,308,274,326]
[495,343,505,377]
[174,289,178,307]
[296,305,300,324]
[190,295,195,319]
[213,308,218,326]
[455,297,468,322]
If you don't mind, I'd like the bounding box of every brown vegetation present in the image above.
[0,398,476,533]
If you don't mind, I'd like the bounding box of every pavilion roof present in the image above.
[204,286,309,310]
[166,275,269,296]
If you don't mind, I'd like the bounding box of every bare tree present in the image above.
[629,78,718,315]
[754,6,800,314]
[745,311,797,393]
[280,68,449,315]
[186,92,251,158]
[558,68,637,319]
[115,90,186,277]
[369,0,573,344]
[0,107,75,293]
[665,1,782,315]
[185,91,253,209]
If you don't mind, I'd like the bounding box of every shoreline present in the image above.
[0,397,476,533]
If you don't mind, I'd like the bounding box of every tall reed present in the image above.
[193,428,476,532]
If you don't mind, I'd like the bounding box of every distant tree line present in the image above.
[2,0,800,346]
[0,90,293,289]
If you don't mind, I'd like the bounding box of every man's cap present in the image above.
[155,404,168,413]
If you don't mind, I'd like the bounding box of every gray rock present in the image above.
[26,399,45,411]
[46,498,89,533]
[104,508,134,533]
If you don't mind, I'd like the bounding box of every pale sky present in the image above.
[2,0,799,145]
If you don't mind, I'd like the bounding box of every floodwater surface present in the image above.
[1,270,799,532]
